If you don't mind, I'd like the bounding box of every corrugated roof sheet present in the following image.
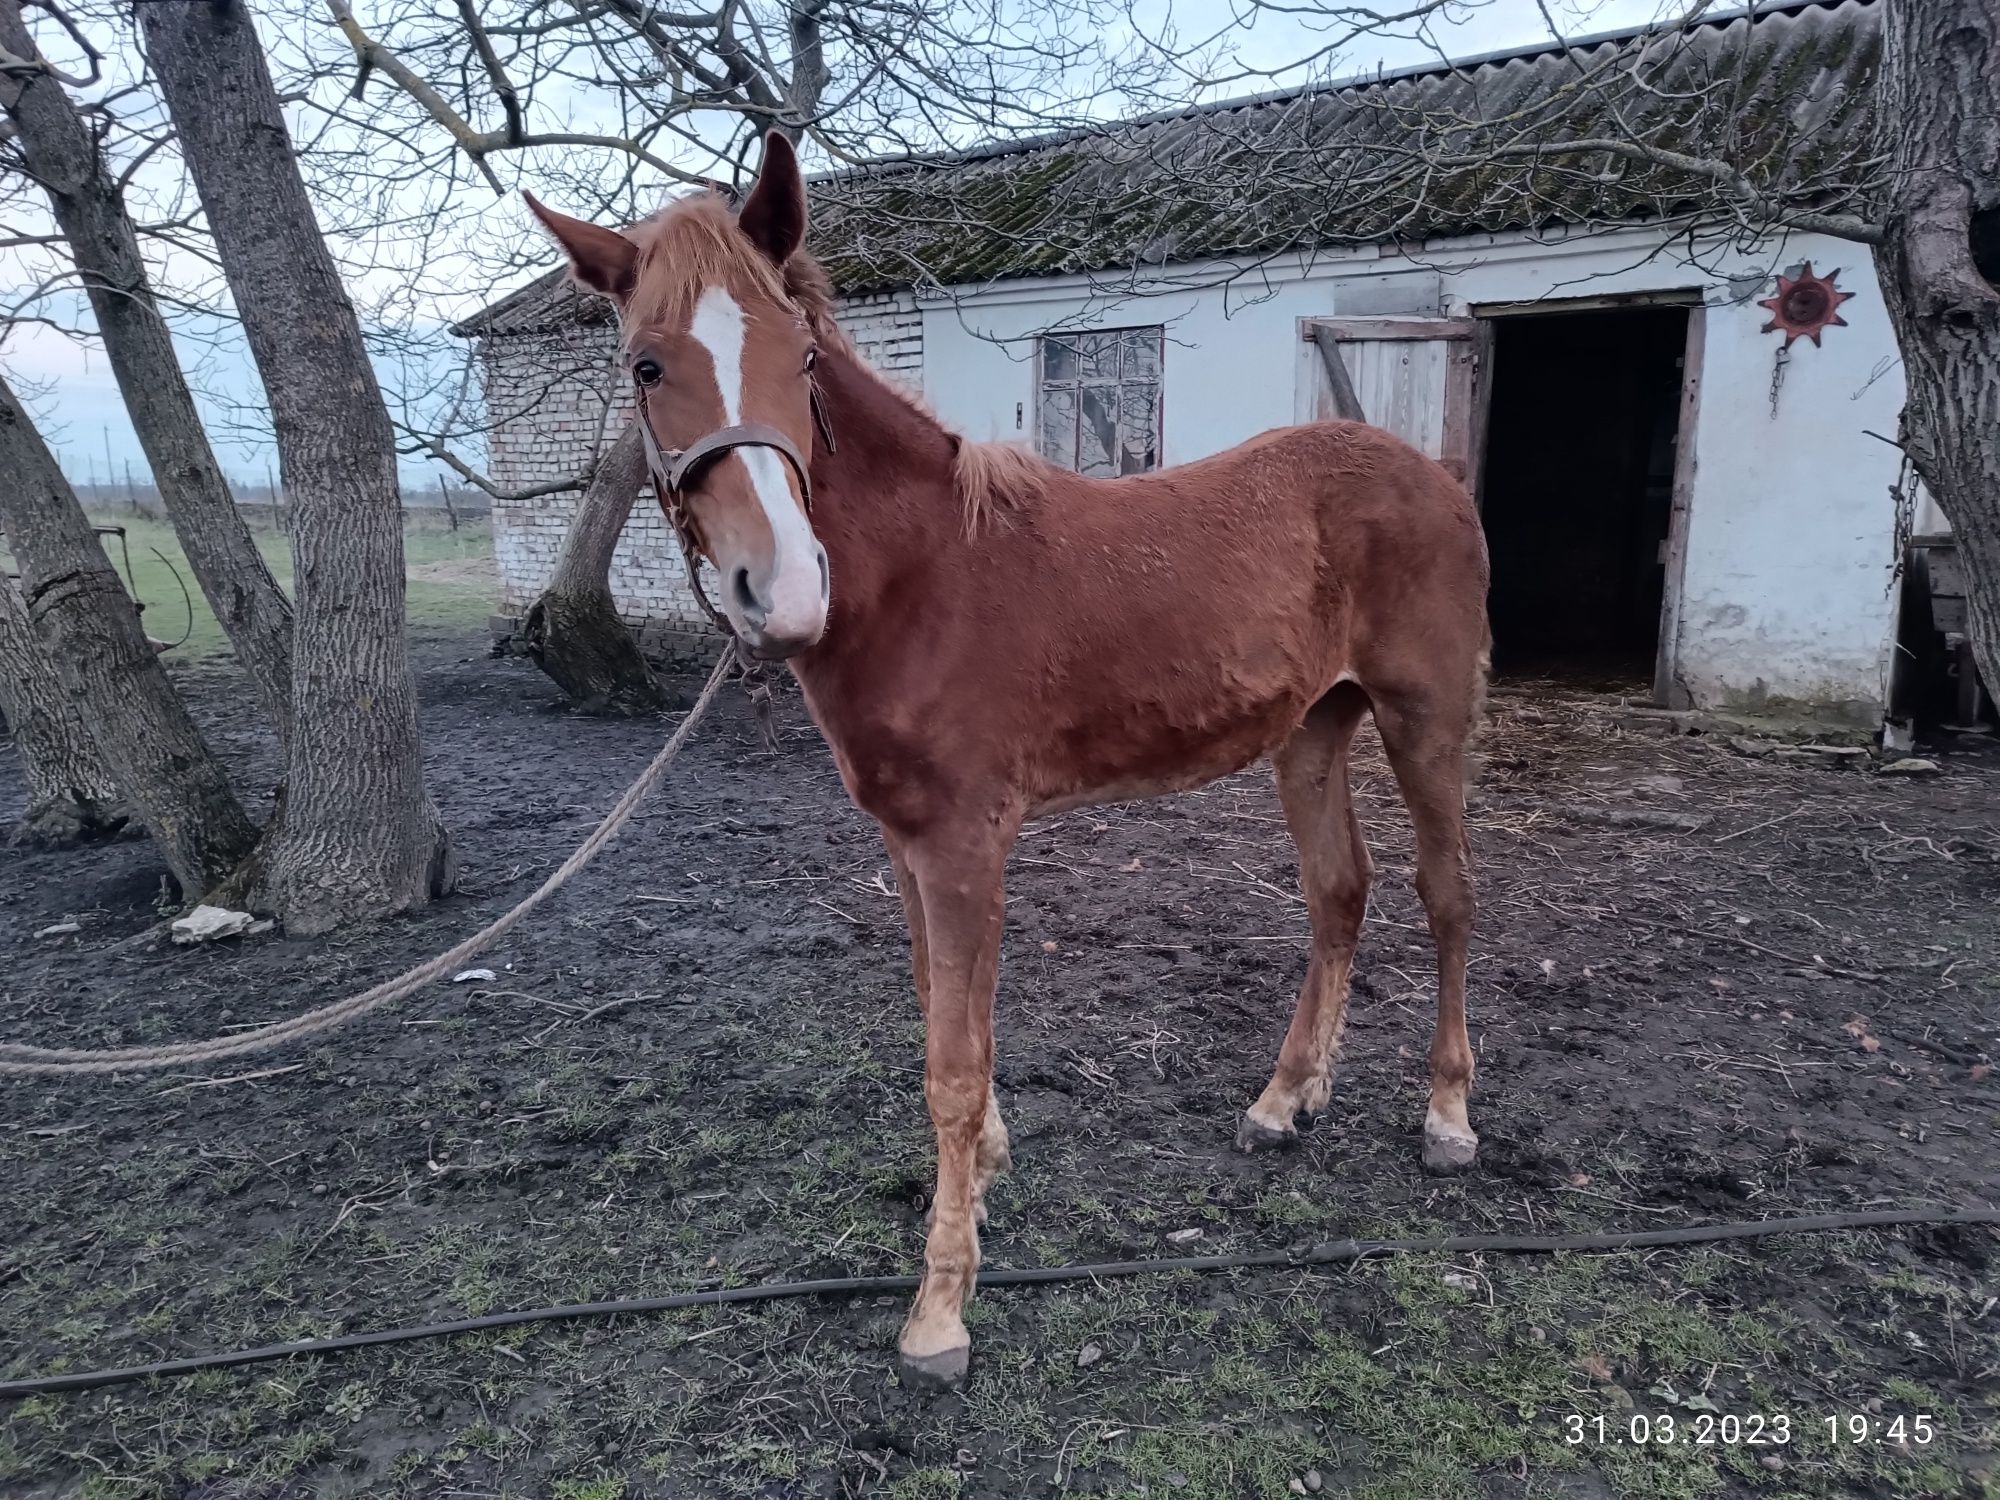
[457,0,1877,337]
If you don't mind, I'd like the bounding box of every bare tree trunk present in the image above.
[140,0,453,934]
[0,376,257,890]
[0,570,127,846]
[0,0,294,737]
[1875,0,2000,700]
[782,0,830,140]
[523,420,664,713]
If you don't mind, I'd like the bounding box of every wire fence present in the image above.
[65,480,493,534]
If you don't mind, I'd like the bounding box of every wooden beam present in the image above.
[1309,324,1367,422]
[1300,317,1480,343]
[1474,289,1703,318]
[1653,305,1705,710]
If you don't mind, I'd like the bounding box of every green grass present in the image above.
[4,512,496,661]
[552,1475,627,1500]
[7,1075,1994,1500]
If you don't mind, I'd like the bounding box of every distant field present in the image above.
[4,512,497,661]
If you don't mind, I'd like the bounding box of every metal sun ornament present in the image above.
[1758,262,1856,347]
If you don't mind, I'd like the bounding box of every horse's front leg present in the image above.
[892,814,1016,1391]
[888,837,1011,1229]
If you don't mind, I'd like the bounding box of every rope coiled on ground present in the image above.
[0,652,736,1077]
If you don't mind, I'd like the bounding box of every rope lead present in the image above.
[0,652,736,1076]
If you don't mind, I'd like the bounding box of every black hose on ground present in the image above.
[4,1206,1992,1399]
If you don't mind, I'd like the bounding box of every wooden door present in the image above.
[1297,317,1492,492]
[1652,306,1705,708]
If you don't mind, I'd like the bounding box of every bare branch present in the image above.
[324,0,504,190]
[403,424,599,501]
[451,0,523,145]
[0,0,99,88]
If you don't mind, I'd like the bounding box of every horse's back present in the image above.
[1039,418,1480,558]
[948,419,1487,815]
[1027,417,1487,660]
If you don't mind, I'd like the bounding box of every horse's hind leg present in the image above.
[1372,685,1480,1174]
[1239,684,1372,1151]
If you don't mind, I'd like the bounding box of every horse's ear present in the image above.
[738,130,807,267]
[524,192,638,301]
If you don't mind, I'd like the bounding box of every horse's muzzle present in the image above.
[727,544,829,658]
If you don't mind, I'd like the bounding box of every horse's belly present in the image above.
[1025,760,1253,820]
[1023,691,1303,820]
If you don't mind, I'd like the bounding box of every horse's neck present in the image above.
[804,343,960,629]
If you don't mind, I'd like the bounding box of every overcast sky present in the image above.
[5,0,1670,491]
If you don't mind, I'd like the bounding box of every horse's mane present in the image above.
[623,194,791,334]
[951,438,1048,534]
[625,191,1049,536]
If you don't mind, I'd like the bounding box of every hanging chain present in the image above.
[1887,451,1920,588]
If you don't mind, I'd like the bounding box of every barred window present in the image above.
[1036,327,1163,476]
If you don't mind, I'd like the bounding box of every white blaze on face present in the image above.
[687,286,824,641]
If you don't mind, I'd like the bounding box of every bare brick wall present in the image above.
[478,291,922,664]
[838,290,926,390]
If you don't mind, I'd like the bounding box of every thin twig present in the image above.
[155,1064,305,1096]
[531,993,648,1044]
[1622,915,1887,982]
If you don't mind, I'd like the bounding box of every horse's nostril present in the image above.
[730,565,762,620]
[817,549,830,602]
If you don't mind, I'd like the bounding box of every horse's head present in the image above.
[527,132,829,658]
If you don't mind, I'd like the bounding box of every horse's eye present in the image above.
[634,357,664,386]
[803,347,818,373]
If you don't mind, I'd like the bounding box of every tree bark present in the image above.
[140,0,453,934]
[782,0,830,140]
[522,419,664,713]
[0,376,257,890]
[0,0,294,738]
[0,569,127,846]
[1874,0,2000,701]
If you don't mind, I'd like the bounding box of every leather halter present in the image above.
[637,403,817,506]
[630,370,836,641]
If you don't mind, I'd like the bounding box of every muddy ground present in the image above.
[2,629,1996,1500]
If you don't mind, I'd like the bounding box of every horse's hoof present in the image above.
[898,1341,970,1391]
[1421,1128,1479,1175]
[1236,1111,1298,1153]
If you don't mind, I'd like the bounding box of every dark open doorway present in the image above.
[1478,304,1692,691]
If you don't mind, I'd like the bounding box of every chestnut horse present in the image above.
[529,131,1490,1389]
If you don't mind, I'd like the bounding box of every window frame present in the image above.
[1033,324,1165,477]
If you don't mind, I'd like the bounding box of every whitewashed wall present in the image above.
[916,226,1907,718]
[479,290,923,663]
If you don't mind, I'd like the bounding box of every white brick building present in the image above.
[456,1,1983,723]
